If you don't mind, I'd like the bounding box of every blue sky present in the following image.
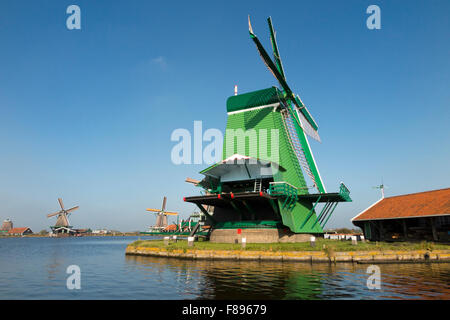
[0,1,449,232]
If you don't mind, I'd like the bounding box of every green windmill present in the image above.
[184,16,351,241]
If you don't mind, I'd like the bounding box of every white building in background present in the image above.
[92,229,108,234]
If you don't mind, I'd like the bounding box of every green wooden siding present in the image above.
[222,105,323,233]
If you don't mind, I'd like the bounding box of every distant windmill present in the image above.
[373,179,388,198]
[47,198,79,234]
[146,196,178,231]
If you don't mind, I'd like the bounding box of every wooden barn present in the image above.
[352,188,450,242]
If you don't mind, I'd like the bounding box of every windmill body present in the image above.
[47,198,79,236]
[183,17,351,239]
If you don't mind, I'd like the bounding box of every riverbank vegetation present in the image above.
[129,238,450,252]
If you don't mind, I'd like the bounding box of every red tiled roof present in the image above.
[164,224,177,231]
[352,188,450,221]
[8,227,31,234]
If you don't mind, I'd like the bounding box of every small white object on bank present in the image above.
[188,236,195,247]
[310,236,316,247]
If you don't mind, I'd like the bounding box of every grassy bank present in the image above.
[0,233,142,238]
[129,238,450,252]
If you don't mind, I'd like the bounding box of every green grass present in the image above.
[129,239,450,252]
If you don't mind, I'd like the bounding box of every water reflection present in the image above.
[1,237,448,299]
[125,256,450,300]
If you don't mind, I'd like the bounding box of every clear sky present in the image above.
[0,1,449,232]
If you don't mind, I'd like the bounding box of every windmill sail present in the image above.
[162,196,167,211]
[249,16,320,141]
[47,210,62,218]
[295,106,321,142]
[58,198,65,210]
[248,16,291,93]
[267,16,286,80]
[248,16,325,193]
[293,95,320,142]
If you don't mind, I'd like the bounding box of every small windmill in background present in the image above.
[373,178,388,198]
[146,196,178,231]
[47,198,79,235]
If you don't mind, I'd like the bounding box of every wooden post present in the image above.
[378,221,385,241]
[402,220,408,240]
[310,236,316,247]
[430,218,438,242]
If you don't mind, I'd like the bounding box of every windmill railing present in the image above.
[268,182,298,210]
[339,182,351,202]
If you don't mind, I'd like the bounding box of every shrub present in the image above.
[323,245,335,258]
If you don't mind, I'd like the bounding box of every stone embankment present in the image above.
[125,246,450,263]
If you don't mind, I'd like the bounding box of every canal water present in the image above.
[0,236,448,300]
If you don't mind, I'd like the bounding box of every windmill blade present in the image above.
[47,210,62,218]
[146,208,162,213]
[185,177,200,185]
[248,15,292,95]
[161,196,167,212]
[163,211,178,216]
[249,15,319,139]
[66,206,79,213]
[58,198,65,210]
[267,16,286,80]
